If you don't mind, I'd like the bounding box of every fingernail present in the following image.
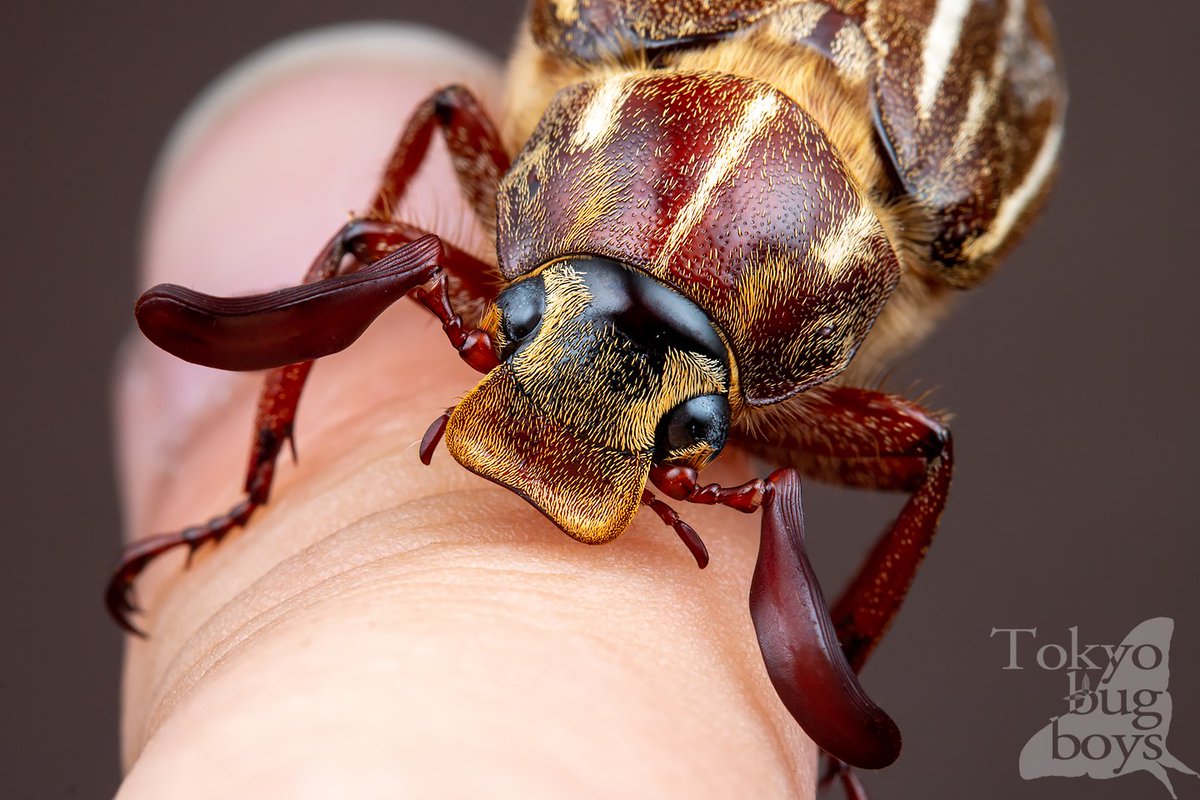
[115,23,503,535]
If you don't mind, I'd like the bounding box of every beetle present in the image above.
[108,0,1065,793]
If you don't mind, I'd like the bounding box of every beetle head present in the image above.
[444,256,731,543]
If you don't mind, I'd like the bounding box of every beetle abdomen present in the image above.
[497,71,899,406]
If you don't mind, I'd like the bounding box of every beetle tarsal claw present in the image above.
[749,468,902,770]
[104,567,147,638]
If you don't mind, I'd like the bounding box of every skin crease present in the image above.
[113,25,817,799]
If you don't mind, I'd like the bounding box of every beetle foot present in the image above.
[105,498,259,637]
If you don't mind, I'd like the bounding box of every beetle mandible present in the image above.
[108,0,1065,790]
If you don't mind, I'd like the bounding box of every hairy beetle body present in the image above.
[498,70,900,406]
[113,1,1064,790]
[507,0,1064,384]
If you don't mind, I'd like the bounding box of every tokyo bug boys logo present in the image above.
[992,618,1197,797]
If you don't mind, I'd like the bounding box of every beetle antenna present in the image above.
[640,489,709,569]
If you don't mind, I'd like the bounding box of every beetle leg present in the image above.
[367,84,510,228]
[109,89,508,633]
[646,463,903,768]
[643,463,905,770]
[820,758,869,800]
[107,226,495,634]
[640,489,709,568]
[732,386,953,672]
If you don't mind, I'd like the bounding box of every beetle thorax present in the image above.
[496,70,900,407]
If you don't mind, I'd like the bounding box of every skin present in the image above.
[113,24,817,798]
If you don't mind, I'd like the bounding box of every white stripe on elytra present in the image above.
[814,204,879,280]
[964,115,1063,261]
[656,91,782,268]
[572,77,631,150]
[951,0,1026,157]
[953,73,991,156]
[917,0,973,119]
[1001,0,1026,42]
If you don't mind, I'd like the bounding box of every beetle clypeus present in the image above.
[109,0,1065,793]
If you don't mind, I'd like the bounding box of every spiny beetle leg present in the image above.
[108,231,495,634]
[368,85,510,226]
[831,436,952,672]
[640,489,709,568]
[109,86,511,634]
[106,503,259,637]
[730,387,953,672]
[643,464,901,769]
[750,468,902,770]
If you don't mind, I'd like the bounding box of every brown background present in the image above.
[2,1,1197,797]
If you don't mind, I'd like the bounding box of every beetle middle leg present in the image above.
[367,83,510,228]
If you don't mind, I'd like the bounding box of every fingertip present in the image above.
[117,23,504,537]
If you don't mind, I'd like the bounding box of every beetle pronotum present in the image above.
[109,0,1065,793]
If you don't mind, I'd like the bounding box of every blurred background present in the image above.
[2,1,1196,797]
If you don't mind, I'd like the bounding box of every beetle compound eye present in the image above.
[656,394,730,462]
[496,276,546,353]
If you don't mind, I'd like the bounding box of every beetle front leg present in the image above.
[646,388,952,776]
[107,228,496,634]
[109,88,508,634]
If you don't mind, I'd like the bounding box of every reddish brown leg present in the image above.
[108,226,494,634]
[737,387,953,672]
[730,387,950,796]
[107,88,510,634]
[646,388,950,778]
[368,84,509,227]
[820,759,869,800]
[640,489,710,568]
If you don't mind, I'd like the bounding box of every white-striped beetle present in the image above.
[111,1,1065,792]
